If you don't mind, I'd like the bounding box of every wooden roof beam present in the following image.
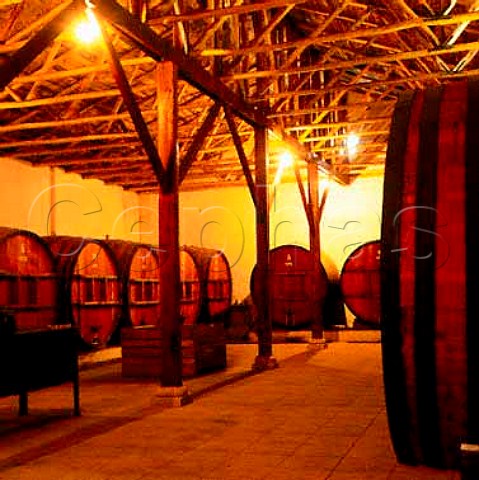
[302,130,389,144]
[151,0,308,24]
[285,117,392,132]
[221,39,479,82]
[201,10,479,58]
[0,132,138,150]
[73,165,150,177]
[11,142,142,158]
[32,155,147,167]
[0,111,155,134]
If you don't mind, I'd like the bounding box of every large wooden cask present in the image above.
[0,227,58,331]
[179,246,232,325]
[339,240,380,327]
[107,240,160,327]
[381,80,479,468]
[251,245,328,329]
[180,246,230,376]
[45,236,121,348]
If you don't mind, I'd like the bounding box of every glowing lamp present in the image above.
[74,9,101,45]
[278,151,294,169]
[346,133,360,158]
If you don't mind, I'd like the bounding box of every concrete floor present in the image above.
[0,343,461,479]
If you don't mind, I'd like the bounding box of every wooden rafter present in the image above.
[178,102,221,184]
[99,19,166,184]
[224,106,257,206]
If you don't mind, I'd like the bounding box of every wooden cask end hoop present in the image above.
[339,240,380,327]
[381,80,479,469]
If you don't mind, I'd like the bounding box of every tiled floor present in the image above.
[0,343,461,479]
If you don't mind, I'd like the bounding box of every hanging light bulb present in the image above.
[278,150,294,169]
[346,133,360,159]
[74,8,101,45]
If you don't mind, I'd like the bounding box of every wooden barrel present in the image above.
[251,245,328,329]
[339,240,380,327]
[381,80,479,469]
[179,246,232,325]
[0,227,58,331]
[45,236,121,348]
[107,240,160,328]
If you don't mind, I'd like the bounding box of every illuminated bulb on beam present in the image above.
[346,133,360,158]
[278,150,294,169]
[272,150,295,191]
[319,178,330,191]
[74,9,101,45]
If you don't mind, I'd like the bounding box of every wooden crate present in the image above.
[182,322,227,377]
[121,323,226,378]
[121,326,163,378]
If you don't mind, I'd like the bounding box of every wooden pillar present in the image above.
[253,126,277,370]
[156,61,184,391]
[308,161,326,344]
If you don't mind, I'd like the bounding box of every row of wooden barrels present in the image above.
[0,227,232,348]
[0,224,382,342]
[251,242,381,329]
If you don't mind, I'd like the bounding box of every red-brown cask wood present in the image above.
[381,80,478,469]
[45,236,121,348]
[180,246,232,325]
[107,240,160,328]
[179,247,201,326]
[251,245,328,329]
[340,240,380,327]
[0,227,58,331]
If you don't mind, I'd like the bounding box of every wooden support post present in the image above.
[156,61,189,404]
[308,161,327,347]
[253,126,277,371]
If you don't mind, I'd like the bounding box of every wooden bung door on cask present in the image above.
[340,240,380,328]
[381,80,479,469]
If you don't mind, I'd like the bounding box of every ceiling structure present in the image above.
[1,0,479,192]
